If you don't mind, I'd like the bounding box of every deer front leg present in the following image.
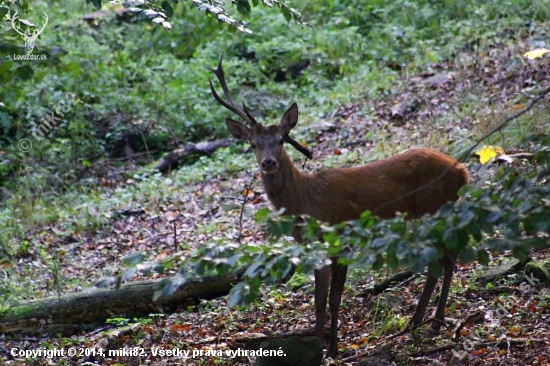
[326,261,348,359]
[314,265,331,339]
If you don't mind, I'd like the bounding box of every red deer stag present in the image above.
[209,55,469,358]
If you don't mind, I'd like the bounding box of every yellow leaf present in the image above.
[475,145,504,165]
[241,189,253,197]
[523,49,550,60]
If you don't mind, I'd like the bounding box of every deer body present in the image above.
[210,56,469,358]
[261,147,466,223]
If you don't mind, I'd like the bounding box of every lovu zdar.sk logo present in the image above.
[11,11,48,55]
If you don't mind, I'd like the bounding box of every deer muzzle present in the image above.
[261,158,279,174]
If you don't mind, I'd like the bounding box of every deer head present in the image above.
[208,54,312,169]
[225,104,298,174]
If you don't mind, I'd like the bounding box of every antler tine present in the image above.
[242,103,259,125]
[283,135,313,159]
[211,54,234,105]
[209,54,252,125]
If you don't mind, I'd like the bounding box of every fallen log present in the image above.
[153,138,234,173]
[0,271,243,335]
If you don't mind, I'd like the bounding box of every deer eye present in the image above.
[250,143,256,149]
[279,139,284,145]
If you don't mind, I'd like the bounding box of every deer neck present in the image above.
[260,149,312,215]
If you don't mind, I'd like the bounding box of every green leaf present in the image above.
[121,268,137,282]
[161,1,174,17]
[0,59,13,74]
[245,262,262,278]
[61,61,82,76]
[425,50,438,63]
[458,247,476,263]
[504,220,519,238]
[86,0,102,9]
[457,208,475,229]
[122,252,145,267]
[428,262,442,278]
[487,209,503,223]
[371,255,385,270]
[154,279,179,300]
[254,208,271,221]
[15,65,33,80]
[228,282,246,306]
[386,253,399,270]
[154,264,166,275]
[467,221,482,242]
[477,249,489,265]
[195,261,206,276]
[421,246,438,262]
[323,231,339,245]
[236,0,251,15]
[281,5,291,22]
[456,229,469,248]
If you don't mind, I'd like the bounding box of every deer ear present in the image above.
[226,118,251,140]
[280,103,298,135]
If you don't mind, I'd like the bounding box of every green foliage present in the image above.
[286,272,308,290]
[105,317,130,326]
[82,0,308,33]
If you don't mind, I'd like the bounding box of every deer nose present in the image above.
[261,158,278,172]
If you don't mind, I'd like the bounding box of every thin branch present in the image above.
[453,311,485,340]
[237,173,256,243]
[408,337,547,358]
[109,151,157,162]
[458,84,550,162]
[173,222,178,253]
[140,131,151,163]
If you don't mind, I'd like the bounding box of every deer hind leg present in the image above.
[314,265,331,340]
[410,251,457,330]
[431,251,457,330]
[326,261,348,359]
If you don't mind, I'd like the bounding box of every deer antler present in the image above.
[209,54,256,125]
[210,54,312,159]
[283,134,312,159]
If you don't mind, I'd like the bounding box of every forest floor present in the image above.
[2,33,550,366]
